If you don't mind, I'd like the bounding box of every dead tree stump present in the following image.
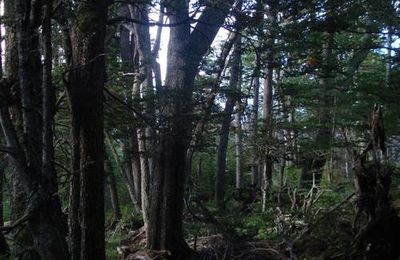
[352,104,400,259]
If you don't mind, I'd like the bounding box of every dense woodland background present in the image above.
[0,0,400,259]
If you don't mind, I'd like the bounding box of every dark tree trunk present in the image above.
[215,35,242,208]
[215,96,235,208]
[68,1,108,259]
[1,0,71,258]
[0,165,3,227]
[147,1,233,257]
[4,3,27,257]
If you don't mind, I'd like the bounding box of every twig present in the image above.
[293,192,355,243]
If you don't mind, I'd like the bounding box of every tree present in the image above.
[262,1,278,210]
[215,35,242,208]
[67,0,108,259]
[0,0,69,258]
[147,0,234,257]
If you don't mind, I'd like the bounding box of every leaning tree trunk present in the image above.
[68,1,108,259]
[147,0,233,257]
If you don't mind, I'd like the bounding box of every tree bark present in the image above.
[68,1,108,259]
[131,3,154,231]
[235,100,244,189]
[215,35,242,207]
[262,5,277,211]
[148,0,233,257]
[10,0,70,258]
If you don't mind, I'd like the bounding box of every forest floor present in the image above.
[106,171,400,260]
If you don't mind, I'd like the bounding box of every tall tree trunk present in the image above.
[250,74,260,187]
[235,100,244,189]
[119,21,142,208]
[147,1,233,257]
[4,1,26,256]
[105,157,122,224]
[215,35,242,208]
[131,3,155,231]
[262,5,277,211]
[68,1,108,259]
[0,0,70,258]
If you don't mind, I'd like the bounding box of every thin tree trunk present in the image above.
[119,22,142,208]
[105,157,122,224]
[106,132,139,208]
[131,3,154,231]
[262,4,277,211]
[250,75,260,187]
[185,29,238,183]
[215,34,242,208]
[235,100,243,189]
[386,26,392,89]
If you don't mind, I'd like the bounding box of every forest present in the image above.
[0,0,399,259]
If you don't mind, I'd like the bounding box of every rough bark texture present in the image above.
[0,0,70,258]
[4,1,27,255]
[148,0,233,257]
[68,1,108,259]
